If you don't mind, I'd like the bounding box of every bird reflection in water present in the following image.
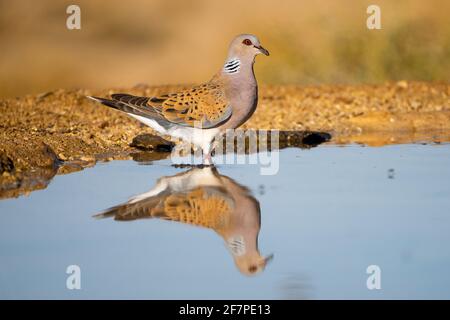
[94,167,273,276]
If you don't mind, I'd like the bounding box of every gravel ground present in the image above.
[1,81,449,198]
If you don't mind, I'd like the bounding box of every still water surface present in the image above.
[1,144,449,299]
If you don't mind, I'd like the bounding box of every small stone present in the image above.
[0,152,15,174]
[396,81,408,89]
[80,156,95,162]
[130,133,175,152]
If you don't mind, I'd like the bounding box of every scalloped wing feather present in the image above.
[148,83,232,128]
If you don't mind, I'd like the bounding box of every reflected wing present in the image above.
[95,186,234,231]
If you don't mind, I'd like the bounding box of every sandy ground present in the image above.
[1,81,449,199]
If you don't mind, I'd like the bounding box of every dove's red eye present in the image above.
[248,265,257,273]
[242,39,252,46]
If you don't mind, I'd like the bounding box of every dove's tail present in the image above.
[86,96,118,109]
[93,196,166,221]
[86,94,172,131]
[87,94,151,117]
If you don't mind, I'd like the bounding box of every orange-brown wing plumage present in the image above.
[95,187,234,232]
[148,83,232,128]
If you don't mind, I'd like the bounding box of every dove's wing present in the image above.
[95,186,234,231]
[150,83,232,128]
[91,82,232,129]
[163,187,234,229]
[93,190,170,221]
[95,167,234,231]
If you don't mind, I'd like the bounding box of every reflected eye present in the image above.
[242,39,252,46]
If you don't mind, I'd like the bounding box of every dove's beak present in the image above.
[263,253,274,265]
[255,45,270,56]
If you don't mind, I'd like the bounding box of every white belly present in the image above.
[129,114,219,151]
[168,126,220,152]
[129,114,167,135]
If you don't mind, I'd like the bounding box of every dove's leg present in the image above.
[203,153,212,165]
[202,142,214,165]
[187,128,218,166]
[202,147,213,165]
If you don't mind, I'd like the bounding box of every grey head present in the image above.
[227,34,269,58]
[222,34,269,75]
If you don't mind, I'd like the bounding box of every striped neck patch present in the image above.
[227,235,246,256]
[223,58,241,74]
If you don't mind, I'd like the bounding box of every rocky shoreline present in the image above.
[1,81,449,199]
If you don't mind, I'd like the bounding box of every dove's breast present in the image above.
[221,78,258,130]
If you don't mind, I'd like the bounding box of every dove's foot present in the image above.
[203,153,213,166]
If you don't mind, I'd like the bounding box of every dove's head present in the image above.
[233,252,274,276]
[226,234,273,276]
[227,34,269,61]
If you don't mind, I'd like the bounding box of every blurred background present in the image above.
[0,0,449,98]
